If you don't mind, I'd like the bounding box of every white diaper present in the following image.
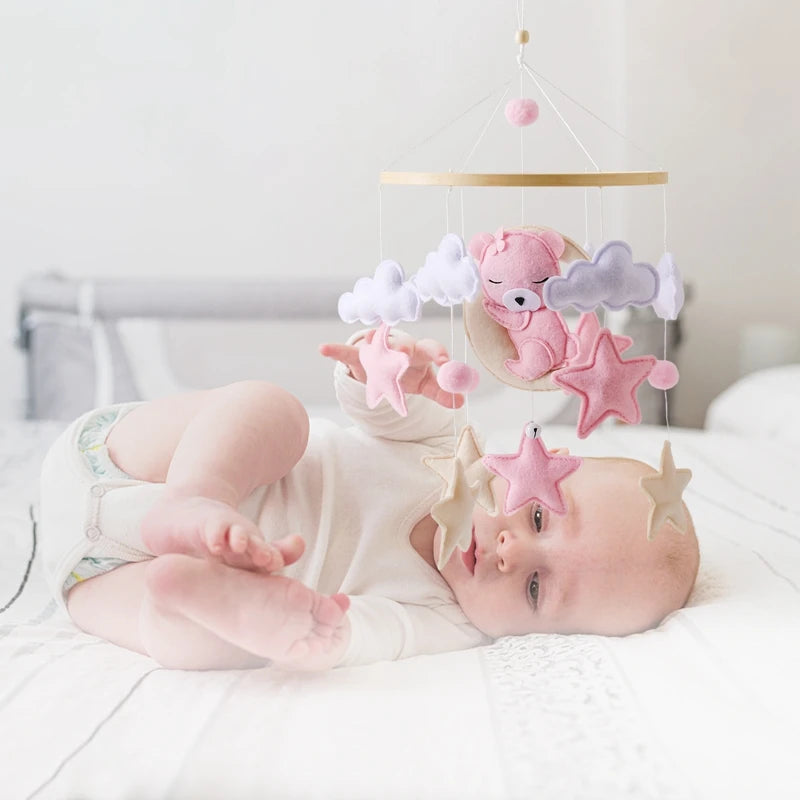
[38,402,167,612]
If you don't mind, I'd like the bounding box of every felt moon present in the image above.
[463,226,589,391]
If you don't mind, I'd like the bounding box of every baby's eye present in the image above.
[528,572,540,610]
[531,504,543,532]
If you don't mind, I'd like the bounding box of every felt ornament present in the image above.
[639,440,692,539]
[482,422,582,516]
[358,323,410,416]
[652,252,685,321]
[571,311,632,365]
[469,227,577,381]
[648,360,679,390]
[338,260,421,326]
[413,233,480,307]
[423,425,496,514]
[551,328,656,439]
[505,98,539,127]
[543,240,659,313]
[436,360,480,394]
[431,458,479,570]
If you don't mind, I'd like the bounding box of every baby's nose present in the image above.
[496,530,522,572]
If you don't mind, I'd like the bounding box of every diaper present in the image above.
[39,402,167,612]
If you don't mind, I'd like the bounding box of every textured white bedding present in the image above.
[1,419,799,800]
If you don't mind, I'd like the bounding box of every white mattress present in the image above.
[1,419,799,800]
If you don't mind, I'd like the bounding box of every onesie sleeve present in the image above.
[338,595,489,668]
[333,330,461,445]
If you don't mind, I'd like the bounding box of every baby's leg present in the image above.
[68,557,349,670]
[108,380,310,567]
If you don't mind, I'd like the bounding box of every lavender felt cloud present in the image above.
[338,260,422,325]
[412,233,480,307]
[543,240,659,313]
[651,252,685,320]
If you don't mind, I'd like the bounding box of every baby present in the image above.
[39,330,699,671]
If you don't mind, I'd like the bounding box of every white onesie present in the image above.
[39,362,489,667]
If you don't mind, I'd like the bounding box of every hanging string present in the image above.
[522,61,661,165]
[518,0,526,226]
[458,84,513,172]
[383,79,514,171]
[378,184,383,261]
[583,180,590,249]
[521,62,600,172]
[662,181,672,441]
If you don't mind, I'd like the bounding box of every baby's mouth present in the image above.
[461,526,477,575]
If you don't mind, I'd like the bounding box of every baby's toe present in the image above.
[249,540,282,570]
[228,524,250,554]
[203,518,228,554]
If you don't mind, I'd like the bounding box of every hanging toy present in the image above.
[423,425,496,515]
[543,240,659,313]
[437,361,480,394]
[469,227,577,381]
[358,323,411,416]
[640,441,693,539]
[551,328,656,439]
[570,311,632,365]
[483,422,582,515]
[648,360,680,391]
[652,252,685,321]
[505,97,539,127]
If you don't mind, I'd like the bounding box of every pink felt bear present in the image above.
[469,228,577,381]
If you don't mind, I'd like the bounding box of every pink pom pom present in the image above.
[437,361,480,394]
[648,360,679,390]
[505,98,539,127]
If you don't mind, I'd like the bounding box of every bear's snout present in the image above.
[502,288,541,312]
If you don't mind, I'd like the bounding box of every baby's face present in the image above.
[437,458,686,637]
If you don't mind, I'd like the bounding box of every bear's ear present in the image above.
[468,232,494,263]
[539,229,566,260]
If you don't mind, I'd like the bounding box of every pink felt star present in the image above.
[482,423,582,515]
[358,323,410,416]
[571,312,632,365]
[552,328,656,439]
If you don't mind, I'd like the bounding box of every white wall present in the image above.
[6,1,792,426]
[622,0,800,425]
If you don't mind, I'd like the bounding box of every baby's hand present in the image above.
[320,330,464,409]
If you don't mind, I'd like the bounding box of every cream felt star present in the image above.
[423,425,496,514]
[552,328,656,439]
[482,423,582,515]
[640,440,692,539]
[358,323,411,416]
[432,458,478,570]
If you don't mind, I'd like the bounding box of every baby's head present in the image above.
[437,456,699,637]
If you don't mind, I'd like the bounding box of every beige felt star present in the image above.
[640,440,693,539]
[423,425,496,514]
[431,459,478,570]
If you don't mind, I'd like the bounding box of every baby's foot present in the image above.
[246,576,351,670]
[141,495,295,572]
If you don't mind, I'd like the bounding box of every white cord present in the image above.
[522,61,600,172]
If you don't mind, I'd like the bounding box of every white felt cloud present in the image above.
[651,252,685,321]
[338,260,422,325]
[412,233,480,307]
[543,240,659,313]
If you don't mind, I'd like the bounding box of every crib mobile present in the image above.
[337,4,692,569]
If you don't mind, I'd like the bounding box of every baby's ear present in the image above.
[549,447,570,455]
[539,229,566,260]
[469,232,494,263]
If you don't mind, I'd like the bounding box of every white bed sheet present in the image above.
[1,419,799,800]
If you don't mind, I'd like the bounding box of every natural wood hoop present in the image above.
[380,170,668,188]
